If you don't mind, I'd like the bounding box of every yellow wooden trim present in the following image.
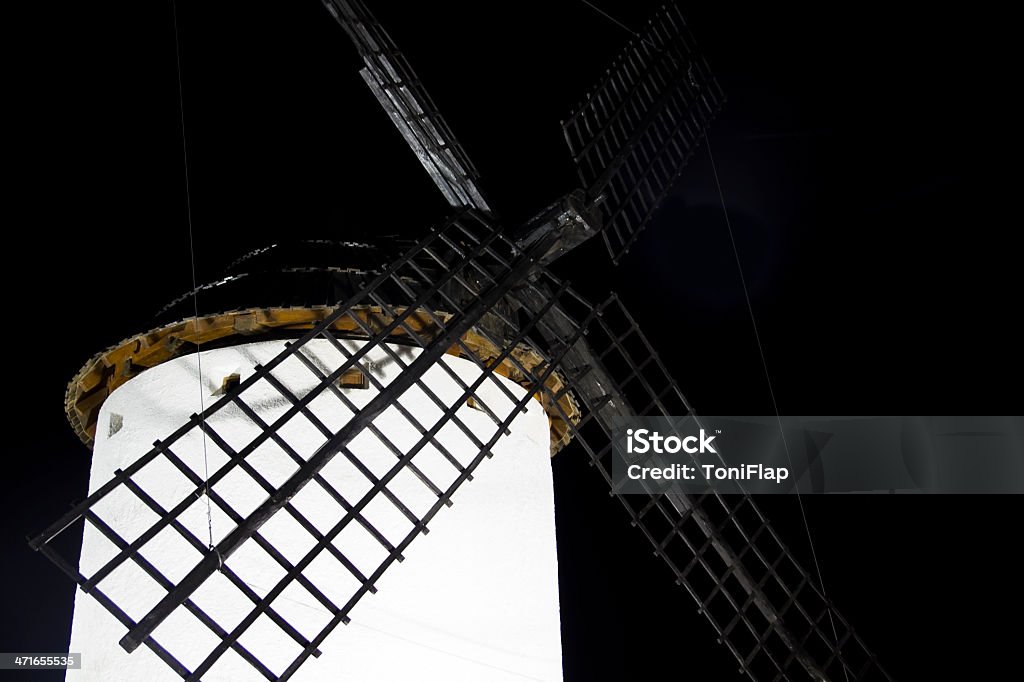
[66,306,580,455]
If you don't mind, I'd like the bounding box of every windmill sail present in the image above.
[322,0,492,213]
[562,2,725,263]
[519,285,892,681]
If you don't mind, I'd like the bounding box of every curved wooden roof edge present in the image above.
[65,305,581,456]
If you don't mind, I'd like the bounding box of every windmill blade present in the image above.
[516,284,892,681]
[321,0,492,213]
[563,2,724,263]
[29,211,592,681]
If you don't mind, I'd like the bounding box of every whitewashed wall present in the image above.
[67,339,563,681]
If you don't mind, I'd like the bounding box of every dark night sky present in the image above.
[6,1,1021,679]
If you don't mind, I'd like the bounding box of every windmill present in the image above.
[31,1,893,679]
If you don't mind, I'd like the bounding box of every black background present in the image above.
[5,1,1021,679]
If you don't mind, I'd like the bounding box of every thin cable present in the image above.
[705,132,850,680]
[579,0,852,673]
[578,0,656,47]
[170,0,215,551]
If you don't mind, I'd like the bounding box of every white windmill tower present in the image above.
[54,236,575,681]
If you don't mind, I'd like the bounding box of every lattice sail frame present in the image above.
[562,2,725,263]
[524,288,893,681]
[323,0,491,213]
